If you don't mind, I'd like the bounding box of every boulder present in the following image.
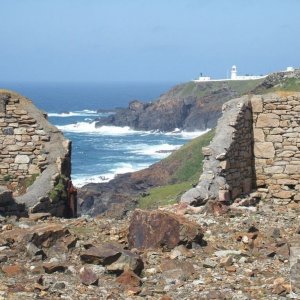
[128,209,204,250]
[80,242,122,265]
[81,242,144,275]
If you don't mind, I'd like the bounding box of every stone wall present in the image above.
[0,90,76,217]
[0,93,50,187]
[181,96,253,205]
[181,92,300,206]
[252,92,300,204]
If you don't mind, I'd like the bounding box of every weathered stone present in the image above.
[128,209,204,250]
[43,262,66,274]
[14,154,30,164]
[79,266,98,286]
[116,270,141,288]
[254,142,275,158]
[251,96,263,112]
[253,128,265,142]
[2,264,24,277]
[80,242,122,265]
[256,113,280,128]
[106,250,144,275]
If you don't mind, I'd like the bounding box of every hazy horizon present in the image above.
[1,0,299,83]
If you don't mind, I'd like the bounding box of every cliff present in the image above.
[0,90,76,217]
[96,79,264,131]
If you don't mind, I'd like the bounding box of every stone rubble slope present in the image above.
[0,198,299,299]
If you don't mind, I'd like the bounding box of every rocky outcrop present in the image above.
[0,90,76,217]
[127,209,204,250]
[95,80,263,131]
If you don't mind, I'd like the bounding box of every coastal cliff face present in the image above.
[96,80,264,131]
[0,90,76,217]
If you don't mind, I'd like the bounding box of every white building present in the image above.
[196,76,211,81]
[230,65,265,80]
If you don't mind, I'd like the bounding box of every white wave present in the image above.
[165,128,210,139]
[57,122,147,135]
[73,162,149,187]
[48,109,113,118]
[129,143,180,158]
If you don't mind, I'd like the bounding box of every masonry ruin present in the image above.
[181,92,300,206]
[0,91,77,217]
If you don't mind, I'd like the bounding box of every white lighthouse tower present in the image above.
[231,65,237,80]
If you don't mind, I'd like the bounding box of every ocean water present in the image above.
[1,82,207,187]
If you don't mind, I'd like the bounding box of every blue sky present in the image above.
[0,0,299,82]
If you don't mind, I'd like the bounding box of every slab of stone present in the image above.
[254,142,275,158]
[128,209,204,250]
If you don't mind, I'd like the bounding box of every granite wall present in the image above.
[0,91,77,217]
[252,92,300,204]
[181,92,300,206]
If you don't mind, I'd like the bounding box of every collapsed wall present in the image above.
[181,92,300,206]
[0,90,77,217]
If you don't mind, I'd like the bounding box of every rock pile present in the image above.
[0,200,298,299]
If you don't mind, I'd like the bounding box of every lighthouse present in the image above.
[231,65,237,80]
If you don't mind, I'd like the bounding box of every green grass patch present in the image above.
[267,78,300,92]
[138,129,215,209]
[139,181,193,209]
[165,129,215,183]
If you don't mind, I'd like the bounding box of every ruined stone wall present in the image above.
[252,93,300,204]
[181,92,300,206]
[0,93,49,187]
[181,96,253,205]
[0,91,76,217]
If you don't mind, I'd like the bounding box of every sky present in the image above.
[0,0,299,83]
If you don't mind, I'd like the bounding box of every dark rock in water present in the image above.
[127,209,204,250]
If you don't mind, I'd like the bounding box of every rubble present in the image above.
[0,199,298,299]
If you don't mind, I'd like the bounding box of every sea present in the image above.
[1,82,207,187]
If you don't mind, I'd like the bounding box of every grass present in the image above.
[138,129,215,209]
[139,181,193,209]
[268,78,300,92]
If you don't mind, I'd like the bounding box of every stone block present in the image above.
[273,191,295,199]
[251,96,263,113]
[266,135,282,143]
[253,128,265,142]
[264,166,284,174]
[285,165,300,174]
[15,155,30,164]
[256,113,280,128]
[254,142,275,158]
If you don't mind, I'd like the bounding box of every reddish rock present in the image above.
[80,242,122,265]
[2,264,23,277]
[128,209,204,250]
[28,224,70,248]
[116,270,141,287]
[79,266,98,286]
[43,262,66,274]
[106,249,144,275]
[29,212,51,221]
